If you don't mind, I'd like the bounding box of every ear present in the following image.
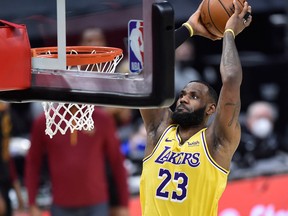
[206,103,216,115]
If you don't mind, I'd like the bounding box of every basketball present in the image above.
[200,0,245,38]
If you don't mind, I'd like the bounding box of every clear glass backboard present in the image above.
[0,0,175,108]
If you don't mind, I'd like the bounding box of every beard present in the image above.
[171,105,206,128]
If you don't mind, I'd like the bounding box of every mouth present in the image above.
[176,105,189,112]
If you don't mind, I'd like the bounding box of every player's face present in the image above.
[172,82,209,127]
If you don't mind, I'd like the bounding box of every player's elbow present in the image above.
[221,67,242,86]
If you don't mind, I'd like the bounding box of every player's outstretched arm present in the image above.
[206,0,252,170]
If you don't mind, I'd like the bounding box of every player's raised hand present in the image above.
[225,0,252,36]
[186,1,221,41]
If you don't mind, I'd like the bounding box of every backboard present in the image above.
[0,0,175,108]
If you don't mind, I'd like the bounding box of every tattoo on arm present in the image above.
[225,102,240,127]
[222,36,240,67]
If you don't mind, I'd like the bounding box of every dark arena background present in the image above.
[1,0,288,215]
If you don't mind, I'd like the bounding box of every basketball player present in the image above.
[139,0,252,215]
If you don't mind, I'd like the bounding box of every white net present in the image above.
[39,46,123,138]
[67,49,123,73]
[42,102,95,138]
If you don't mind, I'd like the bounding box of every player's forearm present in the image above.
[175,25,190,49]
[220,31,242,85]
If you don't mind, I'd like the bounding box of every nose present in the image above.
[179,95,188,104]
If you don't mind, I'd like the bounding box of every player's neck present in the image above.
[177,125,204,144]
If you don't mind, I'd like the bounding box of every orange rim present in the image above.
[31,46,123,65]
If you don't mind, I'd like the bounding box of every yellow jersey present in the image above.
[140,125,229,216]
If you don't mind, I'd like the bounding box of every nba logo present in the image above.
[128,20,144,73]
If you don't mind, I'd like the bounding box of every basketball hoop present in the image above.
[31,46,123,138]
[31,46,123,72]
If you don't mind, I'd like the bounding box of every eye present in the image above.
[190,94,198,100]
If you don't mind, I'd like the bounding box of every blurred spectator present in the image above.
[24,107,129,216]
[116,58,130,74]
[126,121,146,161]
[0,103,25,216]
[174,40,202,94]
[232,101,286,168]
[104,107,135,144]
[78,28,107,47]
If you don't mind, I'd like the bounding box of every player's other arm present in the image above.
[140,108,172,157]
[175,1,221,49]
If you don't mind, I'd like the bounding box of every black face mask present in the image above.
[172,105,206,128]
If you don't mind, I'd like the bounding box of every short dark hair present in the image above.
[188,80,218,104]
